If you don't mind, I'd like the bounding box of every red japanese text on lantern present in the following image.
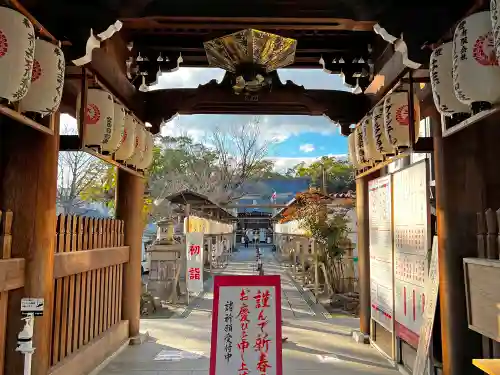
[188,267,200,280]
[237,288,250,375]
[189,245,201,256]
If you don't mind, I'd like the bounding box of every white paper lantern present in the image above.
[354,125,369,167]
[137,131,154,170]
[347,132,359,169]
[371,104,394,155]
[492,0,500,61]
[0,7,35,101]
[76,89,114,148]
[115,114,136,161]
[102,103,125,153]
[453,11,500,111]
[430,42,471,117]
[127,122,146,167]
[361,116,383,162]
[383,91,420,150]
[19,39,65,115]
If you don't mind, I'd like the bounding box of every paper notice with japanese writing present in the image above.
[413,236,439,375]
[209,275,283,375]
[186,232,204,294]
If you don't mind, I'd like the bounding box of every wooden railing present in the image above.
[0,210,24,375]
[50,215,127,367]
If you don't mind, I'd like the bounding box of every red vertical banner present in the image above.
[209,275,283,375]
[403,287,407,316]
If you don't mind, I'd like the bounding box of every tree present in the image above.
[288,156,355,193]
[57,151,108,214]
[81,117,275,223]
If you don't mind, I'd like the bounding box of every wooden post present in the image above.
[432,116,483,375]
[115,169,145,340]
[356,175,370,336]
[1,115,60,375]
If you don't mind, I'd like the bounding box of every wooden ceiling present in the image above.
[16,0,480,133]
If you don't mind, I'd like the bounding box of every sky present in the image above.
[62,67,350,172]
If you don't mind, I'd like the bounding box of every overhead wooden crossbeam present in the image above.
[122,16,377,31]
[144,83,370,129]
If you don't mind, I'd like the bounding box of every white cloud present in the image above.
[299,143,315,153]
[160,114,339,145]
[267,154,347,172]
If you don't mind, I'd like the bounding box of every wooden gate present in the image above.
[49,214,129,375]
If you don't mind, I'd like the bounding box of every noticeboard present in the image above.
[368,175,394,332]
[392,160,430,347]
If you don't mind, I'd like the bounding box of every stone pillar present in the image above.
[2,115,60,375]
[116,170,145,339]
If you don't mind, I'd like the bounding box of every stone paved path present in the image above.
[96,246,399,375]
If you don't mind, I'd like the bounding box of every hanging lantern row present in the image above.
[430,9,500,126]
[76,89,154,171]
[348,91,420,169]
[0,6,65,116]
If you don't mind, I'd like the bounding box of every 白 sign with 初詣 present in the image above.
[186,232,204,294]
[209,275,283,375]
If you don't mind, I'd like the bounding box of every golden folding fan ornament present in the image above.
[203,29,297,73]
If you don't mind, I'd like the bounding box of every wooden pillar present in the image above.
[356,175,370,336]
[1,115,59,375]
[432,119,483,375]
[115,169,145,339]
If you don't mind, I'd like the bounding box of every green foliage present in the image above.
[285,189,350,259]
[287,156,355,192]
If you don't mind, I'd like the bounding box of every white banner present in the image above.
[368,175,394,332]
[393,161,430,347]
[210,275,283,375]
[186,232,204,294]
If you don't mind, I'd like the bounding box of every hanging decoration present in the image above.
[348,132,360,169]
[354,125,369,167]
[453,11,500,113]
[127,123,146,167]
[361,115,383,162]
[371,104,394,155]
[0,6,35,102]
[76,89,114,148]
[115,113,137,161]
[137,131,154,170]
[72,21,123,66]
[203,29,296,95]
[383,91,420,151]
[430,42,470,121]
[102,102,125,154]
[19,39,65,116]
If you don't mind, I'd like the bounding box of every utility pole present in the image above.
[321,164,327,195]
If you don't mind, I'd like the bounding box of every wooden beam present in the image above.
[48,320,129,375]
[364,47,408,106]
[145,86,369,127]
[54,247,130,279]
[473,359,500,375]
[0,259,25,293]
[122,16,377,32]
